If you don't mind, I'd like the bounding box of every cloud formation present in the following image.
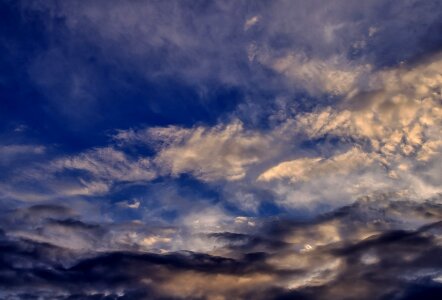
[147,121,273,181]
[1,1,442,299]
[0,198,441,300]
[4,52,440,209]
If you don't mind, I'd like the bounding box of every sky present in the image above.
[0,0,442,299]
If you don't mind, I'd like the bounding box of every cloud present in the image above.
[68,52,439,211]
[244,15,260,30]
[1,2,441,299]
[0,144,45,156]
[113,52,442,207]
[258,147,377,183]
[255,53,442,206]
[0,144,46,167]
[147,121,272,181]
[294,53,442,146]
[8,147,157,198]
[52,147,156,183]
[0,198,441,299]
[0,146,158,201]
[21,0,442,118]
[3,52,440,211]
[257,51,372,95]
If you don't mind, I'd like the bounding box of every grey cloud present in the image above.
[1,197,441,299]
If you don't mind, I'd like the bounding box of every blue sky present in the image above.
[1,1,442,299]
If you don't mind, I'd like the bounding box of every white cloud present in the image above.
[107,54,442,208]
[244,15,260,30]
[9,47,440,209]
[52,147,156,183]
[258,53,442,206]
[1,147,159,198]
[116,199,141,209]
[148,121,272,181]
[141,235,172,247]
[296,53,442,165]
[61,179,110,196]
[258,147,376,183]
[257,51,372,95]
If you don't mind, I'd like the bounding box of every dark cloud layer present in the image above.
[1,198,441,299]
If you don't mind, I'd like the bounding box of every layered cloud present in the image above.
[0,197,441,299]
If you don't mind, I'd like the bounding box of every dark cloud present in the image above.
[0,199,441,299]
